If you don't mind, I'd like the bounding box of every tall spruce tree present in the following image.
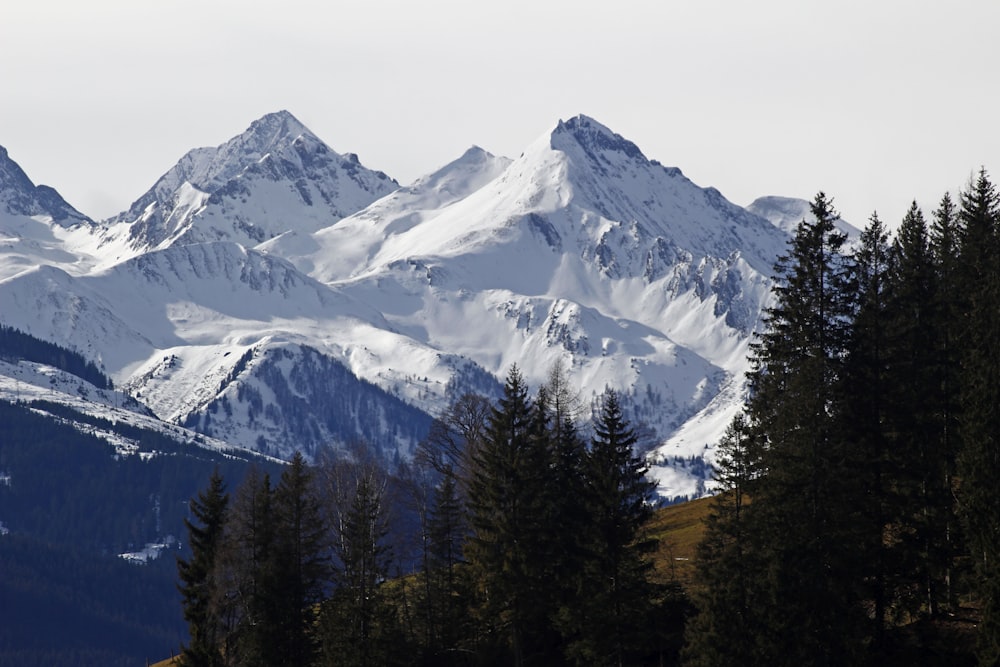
[421,467,472,662]
[929,191,964,611]
[213,467,276,667]
[465,365,555,665]
[684,412,766,667]
[954,169,1000,665]
[885,202,955,619]
[842,212,895,646]
[743,193,868,665]
[270,452,329,667]
[322,461,398,667]
[545,394,591,662]
[178,468,229,667]
[568,388,657,667]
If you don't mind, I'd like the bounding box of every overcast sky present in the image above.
[3,1,998,227]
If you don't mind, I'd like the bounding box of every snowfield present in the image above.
[0,111,857,500]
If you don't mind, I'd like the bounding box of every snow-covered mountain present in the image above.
[0,112,805,499]
[748,194,860,239]
[0,145,99,280]
[271,115,789,494]
[0,146,92,227]
[98,110,398,258]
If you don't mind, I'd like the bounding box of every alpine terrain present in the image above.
[0,110,813,499]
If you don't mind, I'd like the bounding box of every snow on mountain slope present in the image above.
[0,113,803,499]
[748,195,860,239]
[262,145,513,279]
[0,240,390,382]
[0,263,160,376]
[0,145,92,227]
[0,237,468,459]
[331,116,781,279]
[173,340,440,460]
[99,111,399,256]
[0,145,103,280]
[0,356,262,460]
[258,115,791,497]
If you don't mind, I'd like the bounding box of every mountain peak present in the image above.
[550,115,646,163]
[105,111,398,251]
[0,144,92,226]
[400,145,509,203]
[241,109,311,152]
[417,145,505,183]
[254,108,302,126]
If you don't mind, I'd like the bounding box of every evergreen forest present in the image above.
[686,175,1000,666]
[177,170,1000,666]
[5,171,1000,665]
[175,372,683,666]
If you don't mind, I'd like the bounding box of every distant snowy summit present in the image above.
[0,110,833,499]
[0,145,92,226]
[100,110,398,254]
[748,195,860,239]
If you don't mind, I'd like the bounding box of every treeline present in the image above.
[176,368,688,666]
[0,324,113,389]
[685,175,1000,665]
[176,170,1000,665]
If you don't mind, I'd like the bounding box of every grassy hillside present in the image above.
[647,495,712,589]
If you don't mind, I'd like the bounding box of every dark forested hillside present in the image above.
[0,535,182,667]
[0,398,283,666]
[0,324,113,389]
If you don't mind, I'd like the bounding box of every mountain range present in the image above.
[0,110,850,500]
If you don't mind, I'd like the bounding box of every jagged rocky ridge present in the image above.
[0,112,820,498]
[101,111,398,255]
[0,146,92,226]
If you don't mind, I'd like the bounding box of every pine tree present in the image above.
[213,467,275,667]
[270,452,329,667]
[954,169,1000,665]
[546,407,591,662]
[568,389,658,667]
[929,191,964,612]
[422,467,472,662]
[884,202,955,620]
[465,365,555,665]
[841,212,896,647]
[322,461,397,667]
[542,363,590,615]
[743,193,868,665]
[684,412,766,667]
[177,468,229,667]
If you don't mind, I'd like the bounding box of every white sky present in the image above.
[2,1,998,228]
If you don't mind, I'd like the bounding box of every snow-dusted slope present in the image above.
[0,146,92,227]
[333,116,781,278]
[0,113,801,499]
[266,115,790,497]
[748,195,860,239]
[0,356,255,459]
[99,111,399,256]
[0,145,102,280]
[262,145,513,278]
